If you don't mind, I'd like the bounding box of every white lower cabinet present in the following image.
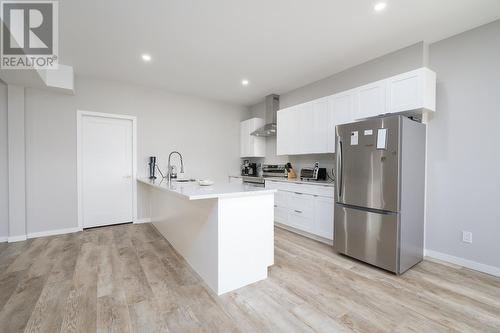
[274,206,288,224]
[288,192,314,232]
[288,212,314,233]
[313,195,334,239]
[266,180,334,242]
[274,190,290,224]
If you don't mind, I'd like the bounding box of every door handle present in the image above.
[294,210,302,213]
[337,139,343,200]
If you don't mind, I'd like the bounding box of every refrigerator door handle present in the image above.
[337,139,343,200]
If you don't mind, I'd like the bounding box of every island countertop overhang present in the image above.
[137,178,276,200]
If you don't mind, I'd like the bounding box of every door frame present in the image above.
[77,110,138,228]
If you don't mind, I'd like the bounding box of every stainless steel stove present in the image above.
[241,175,265,187]
[262,164,287,178]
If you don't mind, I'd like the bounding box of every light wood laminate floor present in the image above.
[0,223,499,333]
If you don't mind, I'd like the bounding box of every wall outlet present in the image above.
[462,231,472,244]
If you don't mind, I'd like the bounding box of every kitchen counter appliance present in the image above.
[241,176,265,187]
[241,160,257,176]
[262,164,287,178]
[334,115,426,274]
[300,162,327,181]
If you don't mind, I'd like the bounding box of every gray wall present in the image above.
[0,81,8,239]
[426,20,500,268]
[279,42,427,109]
[7,85,27,238]
[249,42,426,175]
[25,87,77,234]
[23,76,247,234]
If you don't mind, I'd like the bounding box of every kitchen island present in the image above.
[138,178,276,295]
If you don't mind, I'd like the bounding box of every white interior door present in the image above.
[81,115,134,228]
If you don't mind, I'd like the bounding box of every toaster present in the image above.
[300,163,327,181]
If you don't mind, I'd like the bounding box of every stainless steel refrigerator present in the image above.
[334,115,426,274]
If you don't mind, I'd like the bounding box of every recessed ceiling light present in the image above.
[141,54,152,62]
[241,79,249,86]
[374,2,387,12]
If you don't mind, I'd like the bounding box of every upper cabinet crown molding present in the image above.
[240,118,266,158]
[277,67,436,156]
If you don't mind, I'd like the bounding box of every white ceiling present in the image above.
[60,0,500,105]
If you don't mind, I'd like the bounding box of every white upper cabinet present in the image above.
[330,90,355,126]
[310,98,330,153]
[278,98,331,156]
[297,103,312,154]
[240,118,265,157]
[328,90,356,153]
[298,98,329,154]
[276,67,436,156]
[277,106,298,155]
[386,67,436,113]
[276,110,287,155]
[355,80,387,120]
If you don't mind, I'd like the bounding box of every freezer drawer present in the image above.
[334,204,399,273]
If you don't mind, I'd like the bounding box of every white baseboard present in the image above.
[0,236,8,243]
[8,235,28,242]
[425,249,500,277]
[134,218,151,224]
[27,227,83,239]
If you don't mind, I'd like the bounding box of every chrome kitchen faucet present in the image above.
[167,151,184,182]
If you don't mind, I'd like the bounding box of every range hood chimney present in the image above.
[251,94,280,137]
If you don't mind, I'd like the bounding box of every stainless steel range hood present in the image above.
[251,94,280,137]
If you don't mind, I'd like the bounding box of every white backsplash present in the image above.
[242,136,336,180]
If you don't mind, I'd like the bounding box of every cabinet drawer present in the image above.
[288,193,314,219]
[266,180,335,198]
[288,212,314,233]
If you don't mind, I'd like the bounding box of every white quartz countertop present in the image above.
[138,178,276,200]
[230,175,335,187]
[264,177,335,187]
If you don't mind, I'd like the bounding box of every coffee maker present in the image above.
[241,160,257,176]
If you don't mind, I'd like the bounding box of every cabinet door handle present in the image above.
[294,210,302,213]
[294,192,302,195]
[274,205,278,207]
